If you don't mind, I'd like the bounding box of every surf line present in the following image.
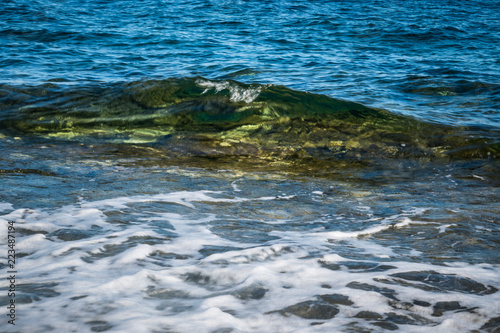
[6,220,17,325]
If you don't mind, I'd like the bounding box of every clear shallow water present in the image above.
[0,160,499,332]
[1,0,499,332]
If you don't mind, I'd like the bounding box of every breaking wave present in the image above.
[0,77,498,165]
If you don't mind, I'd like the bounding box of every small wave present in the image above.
[401,76,499,97]
[0,28,116,43]
[323,217,414,240]
[365,26,470,44]
[0,77,498,166]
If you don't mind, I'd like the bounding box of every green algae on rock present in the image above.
[0,78,498,167]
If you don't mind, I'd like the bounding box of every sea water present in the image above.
[0,0,499,332]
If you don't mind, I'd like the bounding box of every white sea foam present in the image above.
[80,190,275,210]
[196,79,264,103]
[437,223,456,233]
[0,190,498,333]
[324,217,414,239]
[0,202,13,213]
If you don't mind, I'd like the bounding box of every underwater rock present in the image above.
[1,78,498,174]
[354,311,383,320]
[281,300,340,319]
[232,284,268,300]
[346,281,399,300]
[412,300,432,307]
[390,271,498,295]
[371,321,399,331]
[145,287,189,299]
[85,320,113,332]
[480,316,500,333]
[318,293,354,306]
[48,228,95,241]
[431,301,465,317]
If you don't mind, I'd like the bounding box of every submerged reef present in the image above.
[1,78,498,173]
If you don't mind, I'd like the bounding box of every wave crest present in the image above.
[0,77,498,164]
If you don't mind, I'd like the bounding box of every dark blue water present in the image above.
[1,1,499,332]
[1,0,499,126]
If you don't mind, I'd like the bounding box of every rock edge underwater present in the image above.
[1,77,498,173]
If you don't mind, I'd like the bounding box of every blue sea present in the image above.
[0,0,499,332]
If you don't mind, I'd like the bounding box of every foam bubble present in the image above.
[196,79,264,103]
[1,188,498,333]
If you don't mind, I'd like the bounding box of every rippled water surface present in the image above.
[0,0,499,332]
[2,0,500,126]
